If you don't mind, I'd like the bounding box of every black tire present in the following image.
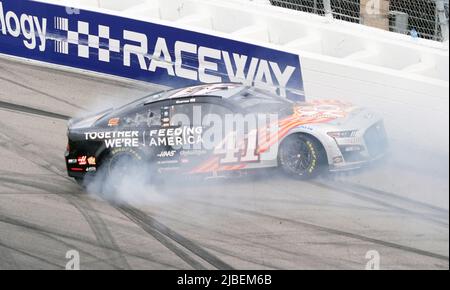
[98,149,160,195]
[278,134,327,179]
[97,150,143,196]
[104,151,141,179]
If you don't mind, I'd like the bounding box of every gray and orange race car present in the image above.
[65,83,388,183]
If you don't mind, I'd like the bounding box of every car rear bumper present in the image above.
[65,150,97,179]
[67,170,86,179]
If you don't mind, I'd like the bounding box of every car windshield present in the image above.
[229,87,293,114]
[110,86,294,119]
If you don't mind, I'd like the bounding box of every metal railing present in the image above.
[267,0,449,41]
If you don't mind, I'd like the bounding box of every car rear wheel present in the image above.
[278,134,326,179]
[98,150,144,195]
[106,152,140,179]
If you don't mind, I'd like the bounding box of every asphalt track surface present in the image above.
[0,57,448,270]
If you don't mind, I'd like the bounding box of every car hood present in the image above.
[290,100,381,132]
[292,100,359,123]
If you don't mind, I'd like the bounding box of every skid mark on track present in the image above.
[0,175,131,270]
[0,241,63,269]
[0,122,131,269]
[0,75,87,111]
[147,208,349,269]
[333,180,448,215]
[0,101,70,120]
[313,180,448,227]
[0,209,123,269]
[0,213,182,269]
[115,204,233,270]
[0,60,159,94]
[0,247,19,270]
[64,195,131,270]
[117,207,207,270]
[188,199,449,262]
[0,228,20,270]
[0,210,118,269]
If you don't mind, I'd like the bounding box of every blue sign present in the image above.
[0,0,304,100]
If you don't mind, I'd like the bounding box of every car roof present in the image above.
[170,83,246,98]
[144,83,246,104]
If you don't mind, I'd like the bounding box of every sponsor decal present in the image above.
[86,167,96,172]
[161,107,171,127]
[180,150,208,157]
[77,156,87,165]
[149,127,203,147]
[85,131,140,148]
[87,156,96,165]
[0,0,304,100]
[68,159,78,164]
[84,128,204,149]
[333,156,344,164]
[157,160,179,165]
[294,101,354,119]
[157,150,177,158]
[108,118,120,127]
[158,167,180,173]
[0,2,47,52]
[176,99,192,104]
[306,141,317,173]
[298,125,314,131]
[110,148,142,161]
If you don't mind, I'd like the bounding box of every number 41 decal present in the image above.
[214,130,260,164]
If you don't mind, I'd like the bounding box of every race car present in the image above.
[65,83,388,183]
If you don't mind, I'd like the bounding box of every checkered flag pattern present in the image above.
[54,17,121,62]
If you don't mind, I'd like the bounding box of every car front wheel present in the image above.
[278,134,326,179]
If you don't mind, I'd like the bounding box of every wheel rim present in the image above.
[281,137,314,175]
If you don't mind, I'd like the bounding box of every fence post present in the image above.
[436,0,449,41]
[323,0,333,19]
